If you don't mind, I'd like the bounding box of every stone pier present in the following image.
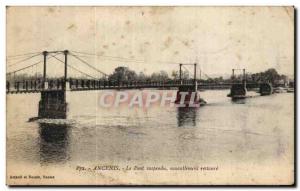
[38,82,69,119]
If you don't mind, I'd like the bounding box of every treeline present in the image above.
[107,67,290,84]
[232,68,289,85]
[109,67,169,82]
[7,67,291,85]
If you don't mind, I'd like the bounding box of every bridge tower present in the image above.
[228,68,247,99]
[175,63,202,106]
[38,50,69,119]
[194,63,197,91]
[179,63,182,85]
[178,63,197,91]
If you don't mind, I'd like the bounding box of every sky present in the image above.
[6,6,294,79]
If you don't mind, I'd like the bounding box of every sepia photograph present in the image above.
[6,6,295,185]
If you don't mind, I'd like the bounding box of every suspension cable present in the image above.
[6,53,60,75]
[6,51,42,58]
[69,53,108,77]
[7,53,42,67]
[52,55,97,79]
[70,50,145,63]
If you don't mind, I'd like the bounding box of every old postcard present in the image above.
[6,6,294,185]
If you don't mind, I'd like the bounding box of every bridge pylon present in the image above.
[38,50,70,119]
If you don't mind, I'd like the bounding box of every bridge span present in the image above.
[6,49,266,119]
[6,79,241,94]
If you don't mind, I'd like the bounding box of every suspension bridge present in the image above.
[6,50,235,94]
[6,49,267,119]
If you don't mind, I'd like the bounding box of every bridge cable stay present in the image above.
[198,68,202,80]
[6,51,42,58]
[6,52,62,90]
[181,64,211,81]
[35,63,38,79]
[70,52,135,69]
[7,59,43,75]
[197,68,211,80]
[71,51,211,75]
[7,54,41,61]
[7,52,42,67]
[70,50,145,63]
[71,50,224,73]
[6,52,62,76]
[68,52,139,72]
[181,65,195,79]
[52,55,97,79]
[203,73,211,80]
[69,53,108,77]
[70,50,186,66]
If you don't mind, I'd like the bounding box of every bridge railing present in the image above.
[7,78,246,93]
[47,79,65,90]
[68,78,195,90]
[6,79,68,93]
[6,79,44,93]
[6,78,200,93]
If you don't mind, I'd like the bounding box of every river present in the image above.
[6,89,294,184]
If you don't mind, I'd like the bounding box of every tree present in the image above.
[171,70,189,80]
[150,71,170,81]
[171,70,179,79]
[248,68,288,85]
[137,72,147,81]
[263,68,279,83]
[108,67,138,82]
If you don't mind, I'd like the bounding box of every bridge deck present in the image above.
[6,79,260,94]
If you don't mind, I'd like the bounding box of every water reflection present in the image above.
[177,107,198,127]
[231,98,246,104]
[38,123,70,165]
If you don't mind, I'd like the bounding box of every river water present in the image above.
[6,89,294,184]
